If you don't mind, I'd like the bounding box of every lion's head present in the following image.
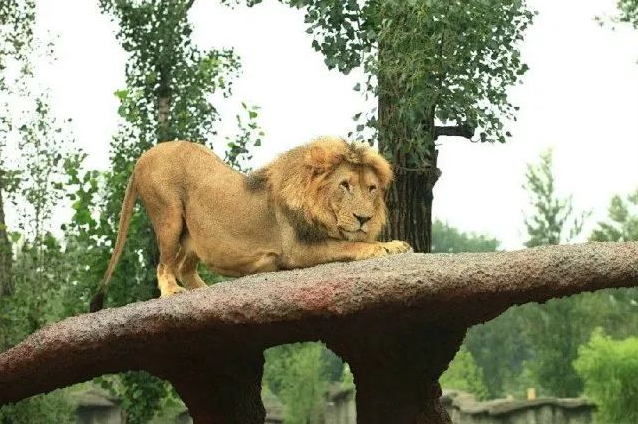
[250,136,392,242]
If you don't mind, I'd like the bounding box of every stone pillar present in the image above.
[335,327,465,424]
[165,350,265,424]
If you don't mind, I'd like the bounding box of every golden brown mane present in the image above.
[252,136,392,241]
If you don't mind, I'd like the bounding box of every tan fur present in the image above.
[90,136,411,311]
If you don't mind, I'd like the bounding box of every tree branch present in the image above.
[0,242,636,423]
[435,124,475,140]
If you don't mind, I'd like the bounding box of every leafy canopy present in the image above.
[229,0,534,165]
[523,149,589,247]
[617,0,638,27]
[431,220,499,253]
[440,346,489,400]
[575,329,638,424]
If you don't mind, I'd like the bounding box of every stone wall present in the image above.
[324,385,356,424]
[70,388,124,424]
[322,387,596,424]
[70,387,284,424]
[442,390,595,424]
[70,386,596,424]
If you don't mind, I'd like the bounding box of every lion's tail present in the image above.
[89,174,138,312]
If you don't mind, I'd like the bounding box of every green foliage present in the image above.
[574,328,638,424]
[224,102,264,172]
[431,220,499,253]
[372,0,534,157]
[263,343,330,424]
[95,372,170,424]
[59,1,248,421]
[523,149,589,247]
[58,2,263,421]
[262,0,534,160]
[519,299,590,397]
[0,0,34,68]
[617,0,638,28]
[0,0,35,299]
[0,105,79,418]
[0,390,74,424]
[591,189,638,242]
[340,363,354,392]
[0,10,80,416]
[464,308,533,398]
[518,149,591,397]
[98,0,240,144]
[440,346,489,400]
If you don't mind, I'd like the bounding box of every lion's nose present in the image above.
[354,214,372,226]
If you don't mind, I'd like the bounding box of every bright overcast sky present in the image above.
[33,0,638,250]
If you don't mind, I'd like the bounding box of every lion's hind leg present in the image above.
[145,199,187,298]
[176,248,208,290]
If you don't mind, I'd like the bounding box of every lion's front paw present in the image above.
[381,240,413,255]
[159,285,187,298]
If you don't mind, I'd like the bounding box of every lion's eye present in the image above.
[340,181,350,191]
[369,185,377,193]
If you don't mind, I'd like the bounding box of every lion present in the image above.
[90,136,412,311]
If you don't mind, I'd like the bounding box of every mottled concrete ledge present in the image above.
[442,390,596,424]
[1,242,636,423]
[443,390,596,415]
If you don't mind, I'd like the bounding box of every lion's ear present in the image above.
[305,144,344,175]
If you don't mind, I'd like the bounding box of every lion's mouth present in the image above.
[338,227,367,239]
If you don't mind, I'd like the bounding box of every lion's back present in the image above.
[133,141,232,202]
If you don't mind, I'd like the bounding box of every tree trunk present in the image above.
[382,155,440,254]
[157,95,171,143]
[0,182,12,297]
[378,89,440,254]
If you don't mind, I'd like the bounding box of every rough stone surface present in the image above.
[1,242,637,423]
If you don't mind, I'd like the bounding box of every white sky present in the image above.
[31,0,638,250]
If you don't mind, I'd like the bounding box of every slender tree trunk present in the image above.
[0,181,13,297]
[157,95,171,142]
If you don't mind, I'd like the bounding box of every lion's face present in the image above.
[324,163,386,242]
[261,137,392,243]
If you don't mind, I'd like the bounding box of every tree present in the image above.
[591,189,638,242]
[523,150,589,248]
[0,94,78,422]
[574,328,638,424]
[431,220,499,254]
[61,1,260,421]
[439,346,488,400]
[518,149,590,397]
[0,0,34,298]
[0,69,79,424]
[0,2,78,420]
[234,0,534,252]
[617,0,638,28]
[4,96,81,336]
[463,307,533,399]
[264,343,329,424]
